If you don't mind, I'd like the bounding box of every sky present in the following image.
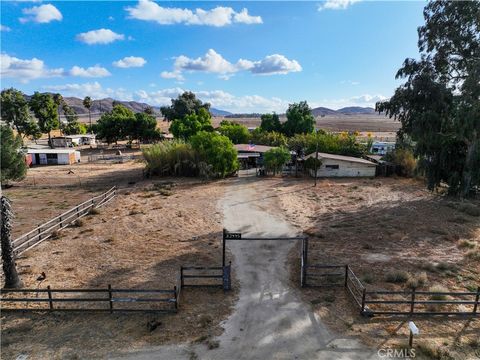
[1,0,426,113]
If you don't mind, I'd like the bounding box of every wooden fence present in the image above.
[12,187,116,256]
[1,285,177,313]
[180,264,231,291]
[301,261,479,317]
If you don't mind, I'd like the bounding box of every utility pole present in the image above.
[314,129,319,187]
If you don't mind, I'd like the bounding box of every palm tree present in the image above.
[1,196,23,288]
[83,96,92,131]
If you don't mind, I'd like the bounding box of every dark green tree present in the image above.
[170,108,213,140]
[218,121,250,144]
[1,125,27,185]
[283,101,315,137]
[190,131,238,177]
[263,147,291,175]
[160,91,210,122]
[95,104,135,144]
[29,92,59,147]
[260,113,282,133]
[376,1,480,196]
[250,129,288,147]
[132,112,162,143]
[0,88,39,141]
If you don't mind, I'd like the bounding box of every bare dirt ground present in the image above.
[1,163,237,360]
[271,177,479,359]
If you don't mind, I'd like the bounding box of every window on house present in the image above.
[325,164,339,169]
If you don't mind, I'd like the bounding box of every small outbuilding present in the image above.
[304,152,376,177]
[51,134,96,148]
[234,144,275,169]
[27,148,81,165]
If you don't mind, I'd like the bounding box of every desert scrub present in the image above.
[385,270,409,283]
[458,239,477,249]
[88,207,100,215]
[406,272,428,289]
[465,249,480,261]
[429,285,449,300]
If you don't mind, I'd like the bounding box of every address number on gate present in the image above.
[225,232,242,239]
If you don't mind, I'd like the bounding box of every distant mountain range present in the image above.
[28,94,375,117]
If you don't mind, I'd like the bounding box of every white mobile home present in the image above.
[304,152,376,177]
[370,141,395,156]
[27,149,81,165]
[52,134,96,148]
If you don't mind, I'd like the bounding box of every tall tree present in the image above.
[1,126,27,185]
[260,113,282,133]
[83,96,93,130]
[29,92,59,148]
[218,121,250,144]
[160,91,210,122]
[170,107,213,140]
[95,104,134,144]
[283,101,315,137]
[1,196,23,288]
[0,88,39,141]
[376,1,480,196]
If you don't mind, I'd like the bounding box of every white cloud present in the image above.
[350,94,387,104]
[1,53,63,83]
[318,0,361,11]
[163,49,301,80]
[19,4,63,23]
[113,56,146,68]
[160,71,185,81]
[340,80,360,86]
[68,65,111,77]
[1,24,12,32]
[76,28,125,45]
[43,82,133,101]
[125,0,262,27]
[313,94,388,109]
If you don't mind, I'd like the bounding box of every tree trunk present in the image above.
[48,131,53,148]
[1,196,23,289]
[461,135,478,198]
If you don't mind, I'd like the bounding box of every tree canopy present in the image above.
[263,147,291,175]
[217,121,250,144]
[190,131,238,178]
[29,92,59,146]
[283,101,315,137]
[1,125,27,185]
[160,91,210,122]
[0,88,40,141]
[260,113,282,133]
[170,107,213,140]
[376,1,480,196]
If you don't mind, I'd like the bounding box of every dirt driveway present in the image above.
[114,175,378,359]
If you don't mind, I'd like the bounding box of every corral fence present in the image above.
[180,264,231,291]
[87,154,143,163]
[12,187,116,256]
[301,258,480,317]
[1,285,178,313]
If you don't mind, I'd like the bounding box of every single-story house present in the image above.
[27,148,81,165]
[304,152,376,177]
[370,141,395,155]
[51,134,96,148]
[234,144,275,169]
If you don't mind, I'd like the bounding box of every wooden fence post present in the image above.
[173,286,178,311]
[108,284,113,313]
[473,286,479,316]
[410,288,416,315]
[47,285,53,311]
[361,288,366,314]
[180,266,184,288]
[344,264,349,288]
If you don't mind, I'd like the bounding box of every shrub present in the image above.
[458,239,477,249]
[143,141,199,177]
[385,270,409,283]
[465,249,480,261]
[217,121,250,144]
[263,147,291,175]
[393,148,417,177]
[429,284,449,300]
[190,131,238,178]
[88,207,100,215]
[406,272,428,289]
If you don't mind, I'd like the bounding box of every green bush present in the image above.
[217,121,250,144]
[263,147,291,175]
[170,108,212,140]
[1,125,27,185]
[250,129,288,147]
[190,131,238,178]
[385,270,409,283]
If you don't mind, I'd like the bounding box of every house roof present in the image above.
[27,148,78,154]
[304,152,376,166]
[234,144,275,153]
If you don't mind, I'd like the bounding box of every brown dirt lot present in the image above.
[1,163,237,360]
[272,177,479,359]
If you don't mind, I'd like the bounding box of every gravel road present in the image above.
[113,176,378,359]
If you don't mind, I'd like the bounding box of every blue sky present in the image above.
[1,1,426,113]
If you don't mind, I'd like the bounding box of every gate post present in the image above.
[223,261,231,291]
[222,228,226,267]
